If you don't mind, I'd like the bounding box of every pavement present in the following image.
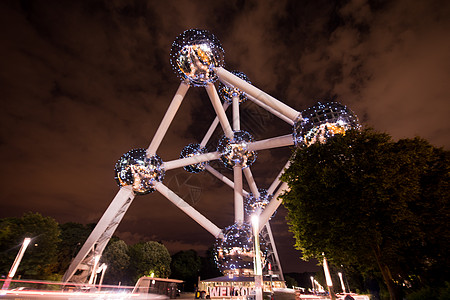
[178,292,196,299]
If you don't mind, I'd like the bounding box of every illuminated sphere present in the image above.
[214,223,268,275]
[293,102,361,147]
[244,189,275,218]
[170,29,225,87]
[114,149,165,195]
[217,130,256,169]
[180,143,208,173]
[218,71,251,104]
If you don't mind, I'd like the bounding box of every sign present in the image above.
[208,286,255,298]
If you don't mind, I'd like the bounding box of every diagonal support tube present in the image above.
[259,182,289,233]
[147,81,190,155]
[216,67,300,122]
[234,166,244,225]
[268,159,291,195]
[243,167,260,198]
[154,182,223,238]
[164,152,221,170]
[205,83,234,139]
[247,134,294,152]
[63,186,135,282]
[205,165,249,197]
[200,103,230,148]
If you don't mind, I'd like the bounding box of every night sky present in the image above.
[0,0,449,274]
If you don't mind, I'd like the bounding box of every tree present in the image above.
[281,129,449,300]
[102,239,131,285]
[199,246,222,280]
[129,241,171,282]
[284,275,298,288]
[0,213,61,280]
[56,222,94,274]
[171,250,201,291]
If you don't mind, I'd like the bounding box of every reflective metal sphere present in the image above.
[217,130,256,169]
[114,149,165,195]
[170,29,225,87]
[180,143,208,173]
[218,71,251,104]
[293,102,361,147]
[244,189,275,218]
[214,223,267,275]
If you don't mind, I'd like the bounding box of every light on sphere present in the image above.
[114,149,165,195]
[213,222,268,276]
[244,189,275,218]
[293,101,361,147]
[217,130,256,169]
[170,29,224,87]
[218,71,251,104]
[180,143,208,173]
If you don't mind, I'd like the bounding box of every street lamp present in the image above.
[322,254,335,300]
[310,276,315,294]
[2,238,31,290]
[97,264,107,291]
[338,272,346,294]
[88,255,101,285]
[251,214,263,300]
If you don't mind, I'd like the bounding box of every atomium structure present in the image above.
[63,29,360,283]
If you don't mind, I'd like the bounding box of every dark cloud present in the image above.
[0,0,449,275]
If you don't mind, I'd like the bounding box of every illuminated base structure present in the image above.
[200,275,285,299]
[63,29,360,291]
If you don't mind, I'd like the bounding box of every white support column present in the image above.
[205,83,234,139]
[247,134,294,152]
[205,165,249,197]
[200,103,230,148]
[258,182,289,233]
[234,166,244,225]
[63,186,135,283]
[147,81,190,155]
[264,223,285,281]
[246,94,295,125]
[216,67,300,122]
[164,152,221,170]
[268,160,291,195]
[232,95,240,131]
[154,182,223,238]
[243,167,260,198]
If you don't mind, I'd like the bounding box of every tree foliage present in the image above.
[281,129,449,299]
[129,241,171,282]
[56,222,94,274]
[171,250,201,291]
[0,212,61,280]
[102,239,131,285]
[199,246,222,280]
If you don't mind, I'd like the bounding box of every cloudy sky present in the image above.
[0,0,449,274]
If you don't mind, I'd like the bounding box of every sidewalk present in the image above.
[178,292,195,299]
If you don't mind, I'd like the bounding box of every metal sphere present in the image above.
[218,71,251,104]
[214,223,268,275]
[180,143,208,173]
[293,102,361,147]
[244,189,275,218]
[114,149,165,195]
[217,130,256,169]
[170,29,225,87]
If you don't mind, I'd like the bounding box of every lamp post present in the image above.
[338,272,346,294]
[88,255,101,285]
[98,264,107,291]
[2,238,31,290]
[310,276,315,294]
[251,214,263,300]
[322,254,335,300]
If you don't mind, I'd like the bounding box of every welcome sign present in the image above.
[208,286,255,298]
